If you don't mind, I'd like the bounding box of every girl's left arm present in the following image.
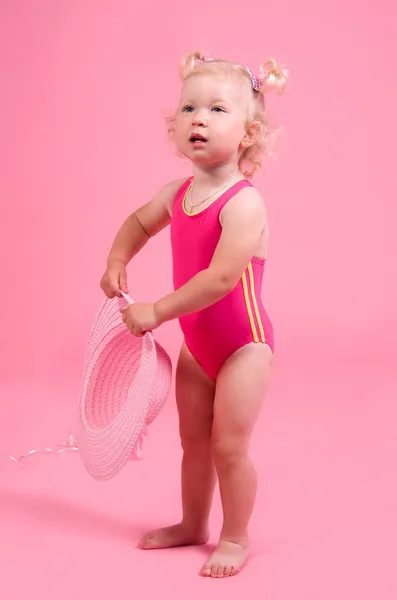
[154,187,267,324]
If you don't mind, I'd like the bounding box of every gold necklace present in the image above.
[188,172,240,214]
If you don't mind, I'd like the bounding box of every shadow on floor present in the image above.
[0,486,150,543]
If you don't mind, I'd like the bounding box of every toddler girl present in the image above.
[100,50,288,578]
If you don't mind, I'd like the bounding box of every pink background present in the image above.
[1,1,396,598]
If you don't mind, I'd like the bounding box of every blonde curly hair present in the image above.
[167,50,289,178]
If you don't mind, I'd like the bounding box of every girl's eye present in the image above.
[212,106,224,112]
[182,106,194,113]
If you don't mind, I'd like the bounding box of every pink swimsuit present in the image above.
[170,177,274,380]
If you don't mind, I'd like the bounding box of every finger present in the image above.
[100,281,110,298]
[100,276,109,293]
[105,278,118,296]
[119,273,128,294]
[106,285,117,298]
[111,286,121,298]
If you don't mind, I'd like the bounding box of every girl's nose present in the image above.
[192,112,208,127]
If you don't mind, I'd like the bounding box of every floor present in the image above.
[1,351,396,600]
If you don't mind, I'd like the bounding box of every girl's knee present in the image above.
[212,435,248,466]
[180,430,212,453]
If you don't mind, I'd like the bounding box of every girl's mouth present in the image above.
[190,133,207,145]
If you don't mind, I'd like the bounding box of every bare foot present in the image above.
[138,523,209,550]
[199,540,250,578]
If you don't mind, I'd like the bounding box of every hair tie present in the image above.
[245,65,261,92]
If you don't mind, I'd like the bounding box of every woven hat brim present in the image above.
[77,295,172,480]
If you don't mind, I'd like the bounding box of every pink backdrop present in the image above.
[1,1,396,598]
[2,0,395,390]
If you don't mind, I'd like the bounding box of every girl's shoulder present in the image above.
[161,177,191,215]
[220,182,266,222]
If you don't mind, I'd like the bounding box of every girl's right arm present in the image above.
[100,178,187,298]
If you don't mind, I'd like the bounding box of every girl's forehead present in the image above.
[181,74,246,104]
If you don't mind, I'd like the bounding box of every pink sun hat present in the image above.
[77,291,172,481]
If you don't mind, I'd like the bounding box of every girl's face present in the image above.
[174,73,253,169]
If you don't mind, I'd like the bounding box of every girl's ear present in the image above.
[240,121,260,149]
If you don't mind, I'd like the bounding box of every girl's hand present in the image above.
[100,260,128,298]
[120,302,160,337]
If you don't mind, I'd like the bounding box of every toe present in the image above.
[224,564,232,577]
[216,564,226,578]
[211,564,219,578]
[138,535,153,549]
[200,564,211,577]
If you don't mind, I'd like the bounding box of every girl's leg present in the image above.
[139,342,217,549]
[200,342,273,578]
